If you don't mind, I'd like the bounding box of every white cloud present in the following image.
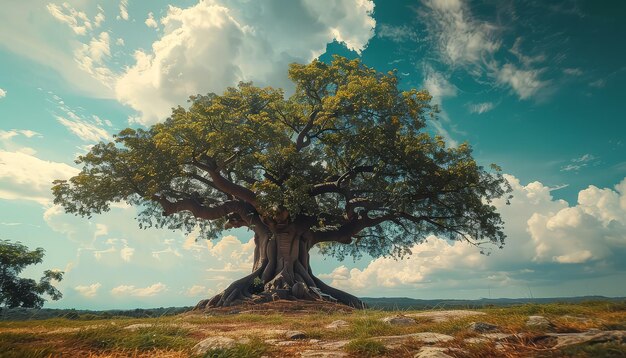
[529,179,626,264]
[111,282,167,297]
[420,0,549,101]
[120,246,135,262]
[55,115,110,142]
[563,68,583,76]
[75,283,101,298]
[0,88,6,98]
[0,129,42,155]
[185,284,215,297]
[422,0,500,67]
[94,6,105,28]
[560,153,598,172]
[0,2,113,98]
[116,37,125,46]
[145,12,158,29]
[468,102,494,114]
[207,235,255,266]
[376,24,419,43]
[496,63,547,100]
[318,175,626,296]
[50,93,110,142]
[115,0,375,125]
[74,31,115,87]
[0,151,79,205]
[423,68,456,101]
[118,0,129,21]
[46,3,92,35]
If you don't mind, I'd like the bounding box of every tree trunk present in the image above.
[194,222,365,309]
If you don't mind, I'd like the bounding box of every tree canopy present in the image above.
[0,240,63,308]
[52,56,511,307]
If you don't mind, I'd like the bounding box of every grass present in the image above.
[559,342,626,357]
[0,301,624,357]
[345,338,387,357]
[68,323,194,351]
[198,339,270,358]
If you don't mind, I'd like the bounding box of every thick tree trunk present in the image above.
[194,223,365,310]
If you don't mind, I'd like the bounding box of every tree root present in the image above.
[195,270,366,310]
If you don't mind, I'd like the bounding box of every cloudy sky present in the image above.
[1,0,625,309]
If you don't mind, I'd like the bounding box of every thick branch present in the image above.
[311,214,394,245]
[152,195,252,223]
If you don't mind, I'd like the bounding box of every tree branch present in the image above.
[295,109,320,151]
[152,195,253,223]
[192,155,258,207]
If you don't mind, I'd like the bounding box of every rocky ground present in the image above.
[0,300,625,357]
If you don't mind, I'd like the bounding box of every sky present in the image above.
[0,0,625,310]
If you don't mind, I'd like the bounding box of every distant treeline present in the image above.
[2,296,625,321]
[0,306,192,321]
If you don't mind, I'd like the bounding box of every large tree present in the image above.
[0,240,64,308]
[53,56,510,308]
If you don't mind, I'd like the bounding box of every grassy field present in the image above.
[1,300,625,357]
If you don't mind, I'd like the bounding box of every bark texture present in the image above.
[194,219,365,310]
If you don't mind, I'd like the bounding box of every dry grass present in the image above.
[0,301,624,357]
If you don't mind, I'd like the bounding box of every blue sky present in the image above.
[1,0,625,309]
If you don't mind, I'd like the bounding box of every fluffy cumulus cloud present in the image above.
[529,179,626,264]
[145,12,158,29]
[318,175,626,297]
[116,0,375,125]
[74,283,101,298]
[0,87,6,98]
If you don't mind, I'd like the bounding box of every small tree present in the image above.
[0,240,64,308]
[53,56,510,308]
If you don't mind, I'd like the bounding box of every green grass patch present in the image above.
[345,338,387,357]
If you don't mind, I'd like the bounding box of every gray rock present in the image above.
[374,332,454,345]
[526,315,554,329]
[468,321,500,332]
[410,332,455,344]
[301,350,348,357]
[325,320,349,329]
[380,315,416,325]
[550,330,626,349]
[192,336,237,355]
[286,330,307,340]
[407,310,486,323]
